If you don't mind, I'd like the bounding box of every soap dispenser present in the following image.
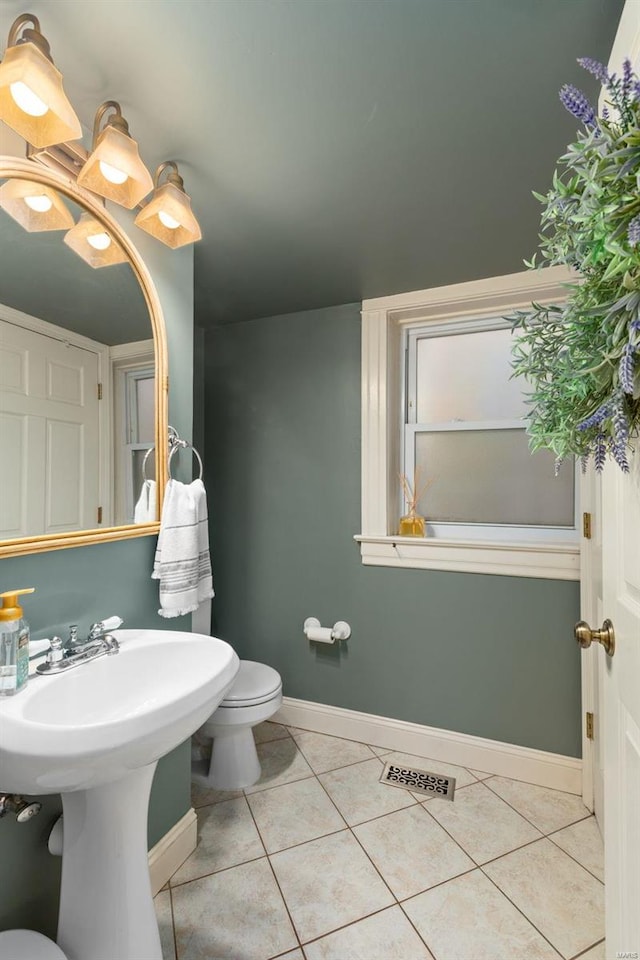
[0,588,35,697]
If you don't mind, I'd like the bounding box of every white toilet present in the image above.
[0,930,67,960]
[197,660,283,790]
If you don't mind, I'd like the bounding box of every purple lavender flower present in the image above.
[631,316,640,334]
[554,456,563,477]
[559,84,596,127]
[578,400,611,431]
[580,454,589,475]
[612,394,630,472]
[623,58,633,99]
[619,342,636,394]
[635,80,640,102]
[601,104,610,121]
[594,433,607,472]
[628,213,640,246]
[577,58,610,85]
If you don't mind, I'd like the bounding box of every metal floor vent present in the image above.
[379,760,456,802]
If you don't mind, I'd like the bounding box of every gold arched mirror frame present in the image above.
[0,156,168,558]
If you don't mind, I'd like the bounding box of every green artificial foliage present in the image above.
[511,58,640,472]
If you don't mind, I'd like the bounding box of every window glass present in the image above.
[414,428,575,526]
[134,376,155,444]
[415,327,527,422]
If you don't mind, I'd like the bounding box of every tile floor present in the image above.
[155,722,604,960]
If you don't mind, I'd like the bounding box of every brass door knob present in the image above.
[574,619,615,657]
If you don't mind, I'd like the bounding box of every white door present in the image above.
[0,318,100,538]
[599,455,640,954]
[579,468,604,825]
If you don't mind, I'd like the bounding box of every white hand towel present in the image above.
[152,478,215,618]
[134,479,157,524]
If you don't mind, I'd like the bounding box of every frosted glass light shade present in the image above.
[77,125,153,208]
[0,178,74,231]
[64,213,128,268]
[0,42,81,147]
[134,181,202,248]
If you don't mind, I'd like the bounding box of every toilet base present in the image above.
[194,688,283,791]
[206,726,261,790]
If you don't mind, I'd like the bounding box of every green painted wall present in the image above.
[205,302,581,758]
[0,198,194,937]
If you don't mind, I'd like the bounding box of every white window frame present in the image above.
[110,340,154,527]
[355,266,580,580]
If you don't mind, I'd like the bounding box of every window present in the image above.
[110,342,155,526]
[356,267,580,579]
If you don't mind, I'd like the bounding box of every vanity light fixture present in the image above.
[0,177,74,231]
[63,211,128,268]
[0,14,82,148]
[134,161,202,248]
[77,101,153,209]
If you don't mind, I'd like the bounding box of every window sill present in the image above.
[354,534,580,580]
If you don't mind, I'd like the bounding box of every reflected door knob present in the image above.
[574,619,615,657]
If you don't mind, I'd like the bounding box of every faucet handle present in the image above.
[47,637,64,664]
[101,616,123,633]
[68,624,79,646]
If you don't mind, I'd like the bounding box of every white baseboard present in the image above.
[148,807,197,896]
[274,697,582,795]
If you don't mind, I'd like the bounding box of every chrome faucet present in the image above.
[66,617,123,653]
[36,616,123,676]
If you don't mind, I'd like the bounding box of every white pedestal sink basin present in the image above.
[0,629,239,960]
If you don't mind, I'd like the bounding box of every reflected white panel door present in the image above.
[602,452,640,954]
[0,319,100,538]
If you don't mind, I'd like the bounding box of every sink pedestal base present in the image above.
[57,763,161,960]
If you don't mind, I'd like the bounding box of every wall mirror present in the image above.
[0,157,168,558]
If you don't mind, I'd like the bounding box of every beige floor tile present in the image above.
[254,721,291,744]
[577,941,606,960]
[171,797,264,885]
[276,951,305,960]
[426,781,541,864]
[304,905,434,960]
[291,729,376,773]
[484,838,604,959]
[469,768,493,780]
[244,738,314,795]
[368,744,394,757]
[485,776,590,834]
[190,761,244,807]
[270,830,394,943]
[172,857,297,960]
[383,751,478,791]
[549,815,604,882]
[403,869,562,960]
[319,757,418,826]
[353,804,474,899]
[154,889,176,960]
[247,776,345,852]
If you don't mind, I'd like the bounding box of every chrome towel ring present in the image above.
[141,446,155,482]
[168,440,204,481]
[140,426,204,482]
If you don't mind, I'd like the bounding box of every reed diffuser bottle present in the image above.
[398,470,429,537]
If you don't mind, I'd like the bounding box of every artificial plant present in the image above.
[511,57,640,471]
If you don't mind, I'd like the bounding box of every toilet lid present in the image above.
[221,660,282,706]
[0,930,67,960]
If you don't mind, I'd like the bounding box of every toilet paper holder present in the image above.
[303,617,351,644]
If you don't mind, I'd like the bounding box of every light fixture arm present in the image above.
[92,100,130,147]
[154,160,185,191]
[7,13,52,62]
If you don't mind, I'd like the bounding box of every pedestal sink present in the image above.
[0,629,239,960]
